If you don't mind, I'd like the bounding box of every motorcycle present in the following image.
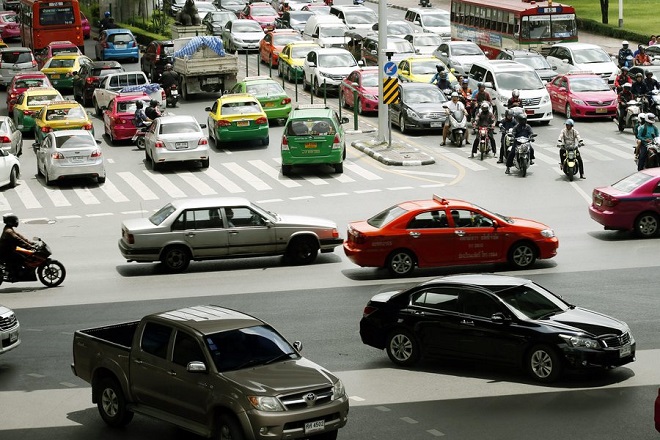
[558,139,584,181]
[475,125,494,160]
[511,134,536,177]
[419,0,431,7]
[617,99,641,132]
[444,107,467,147]
[0,238,65,287]
[643,137,660,169]
[165,84,179,108]
[650,90,660,118]
[500,125,514,156]
[132,121,152,150]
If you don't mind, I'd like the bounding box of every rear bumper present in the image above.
[319,237,344,252]
[588,205,632,231]
[48,161,105,181]
[118,239,160,262]
[343,242,385,268]
[103,49,139,60]
[216,125,268,143]
[152,146,209,163]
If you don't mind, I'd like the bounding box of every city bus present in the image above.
[449,0,577,57]
[19,0,84,55]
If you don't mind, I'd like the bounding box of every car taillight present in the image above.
[198,138,208,145]
[256,117,268,125]
[23,110,33,116]
[161,90,166,100]
[85,76,98,85]
[363,305,378,318]
[349,227,366,244]
[281,135,288,149]
[123,229,134,244]
[90,149,102,157]
[9,92,17,99]
[0,135,11,143]
[83,123,93,130]
[281,97,291,105]
[155,141,164,148]
[216,119,231,127]
[51,152,64,159]
[602,194,619,207]
[332,134,341,150]
[332,228,339,238]
[41,126,52,133]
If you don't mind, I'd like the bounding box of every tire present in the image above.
[313,77,321,97]
[634,212,659,238]
[277,62,283,78]
[37,260,66,287]
[526,344,562,383]
[181,82,188,101]
[480,148,485,161]
[285,236,319,265]
[136,137,145,150]
[261,136,269,146]
[386,329,421,367]
[567,166,573,182]
[565,104,572,119]
[387,249,415,277]
[96,378,134,427]
[217,413,245,440]
[520,160,527,177]
[108,129,115,145]
[399,114,407,134]
[201,158,210,168]
[93,98,102,117]
[508,242,536,269]
[334,162,343,173]
[37,162,43,176]
[8,165,18,188]
[98,175,106,184]
[160,245,191,272]
[282,164,292,176]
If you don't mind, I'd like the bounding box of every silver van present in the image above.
[302,15,348,48]
[0,47,37,86]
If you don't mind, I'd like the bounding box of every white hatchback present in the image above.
[144,115,209,171]
[35,130,105,185]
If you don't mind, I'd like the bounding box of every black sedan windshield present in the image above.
[494,283,569,320]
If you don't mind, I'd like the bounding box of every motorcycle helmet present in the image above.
[639,113,647,124]
[462,78,469,84]
[135,100,143,109]
[647,114,656,124]
[621,66,629,72]
[436,64,445,73]
[512,89,520,97]
[165,64,173,71]
[622,40,629,47]
[504,109,512,118]
[646,70,654,77]
[565,118,574,126]
[636,73,643,80]
[516,113,527,124]
[623,82,632,89]
[450,92,459,98]
[480,102,489,111]
[3,213,18,227]
[477,82,485,89]
[150,99,159,107]
[104,11,111,18]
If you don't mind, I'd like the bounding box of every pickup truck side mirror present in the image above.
[292,340,303,352]
[186,361,207,373]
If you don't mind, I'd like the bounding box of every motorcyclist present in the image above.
[497,108,517,164]
[0,214,34,279]
[442,92,468,146]
[471,102,496,158]
[430,67,452,91]
[160,64,180,97]
[618,82,635,126]
[614,66,633,90]
[458,78,472,120]
[134,100,151,128]
[634,46,651,66]
[637,113,659,170]
[471,82,492,119]
[632,73,649,111]
[634,112,647,156]
[557,118,585,179]
[99,11,112,31]
[507,89,522,109]
[145,99,162,120]
[505,113,535,174]
[644,70,659,92]
[618,41,634,67]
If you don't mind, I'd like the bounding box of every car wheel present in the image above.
[8,166,18,188]
[160,245,191,272]
[201,158,210,168]
[93,98,102,117]
[526,344,562,383]
[387,249,415,277]
[303,74,310,91]
[508,241,536,269]
[97,175,106,184]
[217,413,245,440]
[334,162,343,173]
[282,164,292,176]
[285,236,319,265]
[96,378,134,427]
[634,212,659,238]
[313,77,321,96]
[399,114,407,134]
[386,329,421,367]
[261,136,269,146]
[565,104,572,119]
[37,260,66,287]
[277,63,283,78]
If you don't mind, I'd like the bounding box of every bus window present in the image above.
[524,15,551,40]
[551,14,577,39]
[39,6,75,26]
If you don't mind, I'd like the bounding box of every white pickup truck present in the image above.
[92,71,165,116]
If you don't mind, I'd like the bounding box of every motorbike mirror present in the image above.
[95,140,102,144]
[204,107,212,111]
[200,123,207,129]
[341,116,350,124]
[552,65,557,70]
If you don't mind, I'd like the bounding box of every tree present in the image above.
[600,0,609,24]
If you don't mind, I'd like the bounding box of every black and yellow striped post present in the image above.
[383,77,399,105]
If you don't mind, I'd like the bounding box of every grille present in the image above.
[244,39,260,44]
[521,97,541,106]
[586,100,614,106]
[328,74,345,81]
[280,386,333,411]
[0,313,17,331]
[600,332,631,348]
[423,112,444,119]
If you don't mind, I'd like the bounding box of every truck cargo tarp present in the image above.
[173,36,226,59]
[119,84,162,94]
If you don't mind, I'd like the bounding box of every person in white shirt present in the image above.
[441,92,468,146]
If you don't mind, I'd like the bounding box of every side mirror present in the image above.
[307,61,316,67]
[491,312,510,323]
[292,340,303,352]
[552,65,557,71]
[186,361,207,373]
[441,51,448,57]
[341,116,350,124]
[200,123,207,129]
[561,58,569,64]
[370,49,377,55]
[95,140,102,144]
[357,60,364,67]
[492,219,498,229]
[204,106,211,111]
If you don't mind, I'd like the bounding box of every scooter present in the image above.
[511,134,536,177]
[0,238,66,287]
[132,121,152,150]
[445,107,467,147]
[649,90,660,118]
[558,139,584,181]
[419,0,431,7]
[475,125,494,160]
[643,137,660,169]
[165,85,179,108]
[617,99,641,132]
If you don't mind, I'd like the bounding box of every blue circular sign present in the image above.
[384,61,398,77]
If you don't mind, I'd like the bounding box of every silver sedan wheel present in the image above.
[389,333,413,363]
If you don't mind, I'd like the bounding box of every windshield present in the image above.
[421,13,449,27]
[26,93,61,105]
[318,53,356,68]
[367,205,407,228]
[234,21,262,32]
[345,10,377,25]
[570,77,610,92]
[251,6,276,16]
[495,71,544,90]
[573,48,611,64]
[521,14,577,40]
[54,134,96,149]
[246,82,285,96]
[388,22,413,35]
[273,34,303,45]
[319,25,347,37]
[494,283,569,320]
[159,121,200,135]
[411,60,438,75]
[404,87,447,103]
[515,56,551,70]
[289,12,313,23]
[611,172,654,192]
[221,100,262,115]
[388,40,414,53]
[414,34,442,47]
[291,46,317,58]
[452,43,483,56]
[205,325,298,372]
[150,203,176,225]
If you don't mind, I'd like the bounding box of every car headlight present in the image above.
[540,229,555,238]
[364,94,377,100]
[560,334,600,349]
[247,395,285,411]
[541,95,550,104]
[332,379,346,400]
[319,71,333,78]
[571,98,584,105]
[406,108,420,119]
[234,37,244,44]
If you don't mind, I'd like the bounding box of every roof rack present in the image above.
[432,194,449,205]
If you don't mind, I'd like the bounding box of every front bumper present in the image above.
[561,342,636,370]
[536,237,559,259]
[572,104,617,118]
[0,322,20,355]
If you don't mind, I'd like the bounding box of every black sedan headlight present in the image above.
[560,334,601,349]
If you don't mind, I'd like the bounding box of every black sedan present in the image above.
[388,82,448,134]
[72,60,124,107]
[202,10,236,36]
[360,274,635,383]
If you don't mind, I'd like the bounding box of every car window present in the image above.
[27,93,60,105]
[46,58,74,68]
[140,322,172,359]
[459,291,501,318]
[407,210,449,229]
[221,101,261,115]
[54,134,96,149]
[160,121,199,134]
[412,288,459,311]
[46,106,85,120]
[611,172,655,192]
[494,284,567,320]
[225,206,265,227]
[367,205,407,228]
[1,51,32,64]
[245,82,284,96]
[109,33,134,44]
[172,208,223,230]
[149,203,176,225]
[172,331,206,367]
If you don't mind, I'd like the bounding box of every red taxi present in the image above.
[239,2,279,30]
[339,67,379,114]
[0,11,19,40]
[589,168,660,238]
[102,92,151,143]
[259,29,302,67]
[6,72,52,116]
[344,195,559,277]
[546,72,617,120]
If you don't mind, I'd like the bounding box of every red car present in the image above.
[344,195,559,277]
[589,168,660,238]
[102,92,151,143]
[81,12,91,40]
[546,72,617,119]
[239,2,279,30]
[6,72,52,116]
[655,388,660,433]
[339,67,379,114]
[36,40,82,69]
[259,29,302,67]
[0,11,19,40]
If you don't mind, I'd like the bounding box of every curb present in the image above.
[352,140,436,166]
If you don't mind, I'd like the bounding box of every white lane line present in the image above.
[0,192,10,211]
[143,171,186,198]
[427,429,446,436]
[43,187,71,207]
[256,198,283,203]
[343,161,382,180]
[438,150,488,171]
[13,182,41,209]
[73,187,100,205]
[321,192,348,197]
[387,186,414,191]
[396,169,457,178]
[87,213,113,217]
[202,167,244,193]
[355,189,381,194]
[401,417,418,424]
[290,195,314,200]
[98,178,130,203]
[332,173,355,183]
[302,175,329,185]
[117,172,159,200]
[177,171,217,195]
[222,162,272,190]
[531,150,557,165]
[591,143,635,159]
[249,159,301,188]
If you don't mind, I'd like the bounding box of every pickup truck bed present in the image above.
[78,322,139,348]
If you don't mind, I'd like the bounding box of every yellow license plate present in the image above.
[237,121,250,127]
[264,102,275,107]
[50,74,60,79]
[595,108,607,113]
[304,142,317,148]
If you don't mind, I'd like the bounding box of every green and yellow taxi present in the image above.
[280,104,349,176]
[205,93,270,146]
[13,87,63,133]
[277,41,321,82]
[230,76,292,121]
[33,100,94,143]
[397,56,457,84]
[41,54,93,90]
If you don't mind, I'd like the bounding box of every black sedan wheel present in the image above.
[386,329,421,367]
[526,344,562,383]
[285,236,318,265]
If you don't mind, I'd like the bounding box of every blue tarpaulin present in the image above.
[173,36,226,59]
[119,83,162,94]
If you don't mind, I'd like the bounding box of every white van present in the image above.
[302,15,349,49]
[468,60,553,123]
[329,5,378,30]
[404,7,451,40]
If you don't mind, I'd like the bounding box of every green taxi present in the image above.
[205,93,270,146]
[281,104,349,176]
[230,76,292,121]
[277,42,321,82]
[41,54,93,90]
[13,87,63,133]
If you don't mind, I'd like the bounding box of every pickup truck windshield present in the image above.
[205,325,298,372]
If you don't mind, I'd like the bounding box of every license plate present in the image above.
[304,420,324,434]
[171,90,178,96]
[9,330,18,343]
[115,44,126,49]
[525,109,534,115]
[619,343,631,358]
[51,74,60,79]
[175,141,187,149]
[264,102,275,107]
[71,156,84,162]
[596,108,608,113]
[237,120,249,127]
[304,142,317,148]
[430,122,443,128]
[206,77,219,84]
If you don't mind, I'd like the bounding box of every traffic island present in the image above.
[352,139,435,166]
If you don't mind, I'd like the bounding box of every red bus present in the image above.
[19,0,84,55]
[450,0,577,57]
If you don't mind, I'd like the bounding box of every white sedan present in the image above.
[0,149,20,189]
[144,115,209,171]
[0,116,23,157]
[35,130,105,185]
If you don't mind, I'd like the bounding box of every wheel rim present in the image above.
[39,262,64,286]
[389,333,413,362]
[399,115,405,133]
[638,215,658,236]
[165,249,187,270]
[390,252,413,274]
[565,104,571,119]
[530,349,553,378]
[101,387,119,417]
[512,245,534,267]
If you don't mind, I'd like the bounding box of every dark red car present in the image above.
[0,11,19,40]
[589,168,660,238]
[81,12,91,40]
[5,72,52,116]
[239,2,279,30]
[339,67,379,114]
[102,92,151,143]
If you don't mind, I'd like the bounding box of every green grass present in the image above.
[570,0,660,38]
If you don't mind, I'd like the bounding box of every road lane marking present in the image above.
[222,162,271,190]
[99,178,130,202]
[344,161,382,180]
[13,182,41,209]
[117,172,158,200]
[143,171,187,198]
[202,167,244,193]
[249,159,301,188]
[73,187,100,205]
[178,171,217,195]
[590,143,635,159]
[43,187,71,207]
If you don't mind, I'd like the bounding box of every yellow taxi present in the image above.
[397,56,457,84]
[33,100,93,143]
[0,38,7,49]
[13,87,63,133]
[277,41,321,82]
[40,54,93,90]
[205,93,269,146]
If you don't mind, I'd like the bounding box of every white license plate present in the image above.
[619,343,631,358]
[206,77,219,84]
[304,420,324,434]
[71,156,84,162]
[175,142,187,149]
[430,122,443,128]
[9,330,18,343]
[115,44,126,49]
[171,90,178,96]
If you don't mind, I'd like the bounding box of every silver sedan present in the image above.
[144,115,209,171]
[35,129,105,185]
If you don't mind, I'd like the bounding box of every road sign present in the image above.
[383,77,399,104]
[384,61,398,78]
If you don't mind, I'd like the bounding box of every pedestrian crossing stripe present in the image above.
[383,78,399,104]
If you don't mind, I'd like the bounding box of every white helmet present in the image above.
[622,40,629,46]
[512,89,520,97]
[639,113,647,122]
[481,102,489,110]
[647,114,656,123]
[451,92,459,98]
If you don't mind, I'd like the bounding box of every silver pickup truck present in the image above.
[71,305,349,440]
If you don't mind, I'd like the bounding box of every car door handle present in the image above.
[168,370,177,376]
[460,319,474,326]
[412,310,425,315]
[186,232,195,237]
[454,230,465,237]
[409,231,421,238]
[133,359,144,365]
[229,231,239,235]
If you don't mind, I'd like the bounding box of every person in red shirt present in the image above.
[635,47,651,66]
